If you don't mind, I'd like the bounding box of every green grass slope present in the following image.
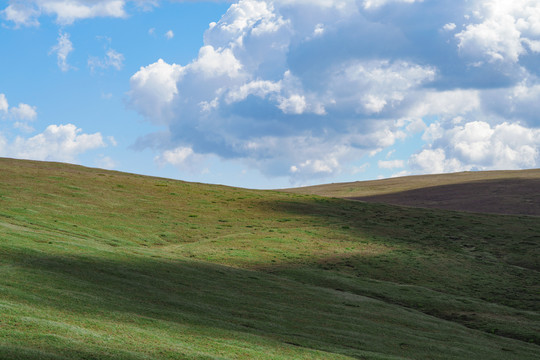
[0,158,539,359]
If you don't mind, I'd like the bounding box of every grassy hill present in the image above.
[0,158,539,359]
[283,169,540,215]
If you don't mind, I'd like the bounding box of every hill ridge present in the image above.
[284,168,540,216]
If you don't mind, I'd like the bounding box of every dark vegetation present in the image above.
[347,178,540,216]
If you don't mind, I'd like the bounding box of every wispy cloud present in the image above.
[50,31,74,72]
[88,48,125,72]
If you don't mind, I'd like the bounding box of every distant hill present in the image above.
[285,169,540,216]
[0,158,539,359]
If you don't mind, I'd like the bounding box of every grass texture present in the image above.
[0,158,539,359]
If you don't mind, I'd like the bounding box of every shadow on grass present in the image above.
[1,246,391,359]
[3,245,540,360]
[256,196,540,272]
[347,178,540,217]
[247,197,540,344]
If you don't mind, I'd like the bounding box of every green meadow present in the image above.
[0,158,538,359]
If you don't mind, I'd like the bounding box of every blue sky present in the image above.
[1,0,540,189]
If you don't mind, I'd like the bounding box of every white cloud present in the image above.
[126,0,540,182]
[362,0,423,10]
[43,0,126,25]
[409,148,464,174]
[190,45,243,79]
[442,23,456,31]
[1,124,106,162]
[128,59,185,124]
[127,0,435,180]
[9,103,37,121]
[95,155,116,169]
[405,118,426,133]
[313,23,325,37]
[206,0,289,47]
[2,2,40,27]
[157,146,194,166]
[88,48,124,71]
[2,0,135,27]
[378,159,405,169]
[13,121,35,133]
[456,0,540,63]
[278,94,307,114]
[50,31,74,72]
[275,0,354,8]
[155,146,208,172]
[406,89,481,120]
[225,79,281,103]
[328,60,436,115]
[286,142,351,180]
[410,121,540,174]
[0,94,8,113]
[165,30,174,39]
[0,93,37,122]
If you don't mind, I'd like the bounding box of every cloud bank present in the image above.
[126,0,540,182]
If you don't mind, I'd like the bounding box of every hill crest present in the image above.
[285,169,540,216]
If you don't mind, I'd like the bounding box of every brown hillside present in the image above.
[285,169,540,216]
[350,178,540,216]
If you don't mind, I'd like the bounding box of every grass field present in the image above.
[0,158,539,359]
[284,169,540,200]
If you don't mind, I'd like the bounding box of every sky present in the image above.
[1,0,540,189]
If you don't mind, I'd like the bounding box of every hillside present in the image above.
[284,169,540,216]
[0,157,539,359]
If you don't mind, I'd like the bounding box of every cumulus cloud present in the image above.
[155,146,209,173]
[50,31,74,72]
[0,124,106,162]
[442,23,456,31]
[456,0,540,63]
[410,121,540,173]
[10,103,37,121]
[0,93,38,126]
[126,0,540,182]
[127,0,441,181]
[128,59,185,124]
[165,30,174,39]
[1,96,111,167]
[191,45,244,78]
[327,60,435,115]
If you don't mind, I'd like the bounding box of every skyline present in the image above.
[1,0,540,189]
